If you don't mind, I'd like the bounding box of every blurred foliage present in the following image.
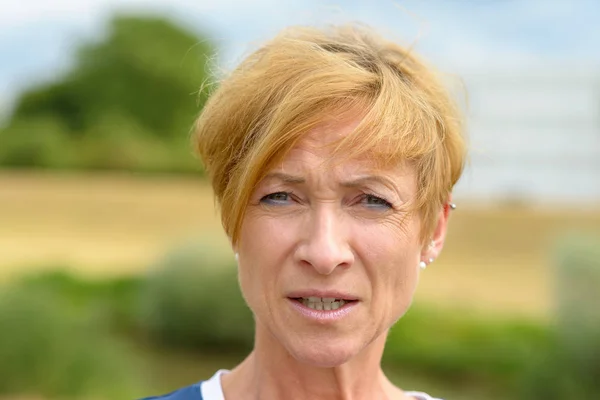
[138,240,255,353]
[17,268,142,335]
[384,307,550,386]
[554,234,600,346]
[518,234,600,399]
[5,235,600,398]
[0,117,72,168]
[0,14,214,172]
[0,283,139,399]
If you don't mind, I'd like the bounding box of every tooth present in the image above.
[331,301,340,310]
[303,299,309,307]
[339,300,346,307]
[308,302,316,309]
[315,302,323,311]
[308,297,320,302]
[323,302,331,310]
[323,298,335,303]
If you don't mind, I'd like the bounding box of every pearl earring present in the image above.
[234,253,239,261]
[419,261,427,270]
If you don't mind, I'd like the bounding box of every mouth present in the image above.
[289,297,358,311]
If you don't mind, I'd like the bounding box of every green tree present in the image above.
[2,14,214,171]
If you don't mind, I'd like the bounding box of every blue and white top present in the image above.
[141,370,443,400]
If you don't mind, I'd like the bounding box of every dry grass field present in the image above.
[1,170,599,319]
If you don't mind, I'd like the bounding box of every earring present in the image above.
[449,203,457,210]
[234,253,239,262]
[420,257,436,270]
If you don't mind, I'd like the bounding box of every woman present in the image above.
[143,24,466,400]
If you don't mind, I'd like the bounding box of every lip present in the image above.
[286,290,359,301]
[286,291,360,322]
[287,298,358,322]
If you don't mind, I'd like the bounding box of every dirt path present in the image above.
[0,171,230,276]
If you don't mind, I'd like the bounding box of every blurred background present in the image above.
[1,0,599,399]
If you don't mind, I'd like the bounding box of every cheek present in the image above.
[375,244,419,296]
[236,215,295,307]
[236,217,265,309]
[358,220,421,310]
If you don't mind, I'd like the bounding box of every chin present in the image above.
[287,338,363,368]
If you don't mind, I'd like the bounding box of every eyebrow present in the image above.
[263,172,397,190]
[340,175,397,190]
[263,172,306,184]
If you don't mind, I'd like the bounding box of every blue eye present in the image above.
[260,191,291,205]
[362,194,392,209]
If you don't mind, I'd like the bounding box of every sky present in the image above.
[1,0,599,118]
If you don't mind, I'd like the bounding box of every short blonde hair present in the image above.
[193,24,466,244]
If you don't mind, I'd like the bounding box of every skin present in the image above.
[222,116,451,400]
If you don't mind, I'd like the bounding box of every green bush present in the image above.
[0,114,201,173]
[554,234,600,352]
[1,14,214,174]
[138,240,254,353]
[17,269,143,334]
[0,117,73,168]
[517,234,600,399]
[0,284,139,398]
[6,263,580,399]
[384,306,550,385]
[69,112,199,173]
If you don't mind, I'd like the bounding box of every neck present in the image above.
[221,323,405,400]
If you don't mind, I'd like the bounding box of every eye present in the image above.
[360,194,392,209]
[260,191,292,205]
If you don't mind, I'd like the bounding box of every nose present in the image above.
[294,206,354,275]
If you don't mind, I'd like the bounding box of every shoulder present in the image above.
[138,383,203,400]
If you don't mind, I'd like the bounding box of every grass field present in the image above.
[2,170,599,318]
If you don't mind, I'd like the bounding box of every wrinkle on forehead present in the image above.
[279,116,413,179]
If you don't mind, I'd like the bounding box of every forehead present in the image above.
[272,116,414,180]
[282,117,360,171]
[296,116,362,150]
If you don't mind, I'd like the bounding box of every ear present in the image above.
[421,195,454,262]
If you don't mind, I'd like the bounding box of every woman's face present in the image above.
[237,117,447,367]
